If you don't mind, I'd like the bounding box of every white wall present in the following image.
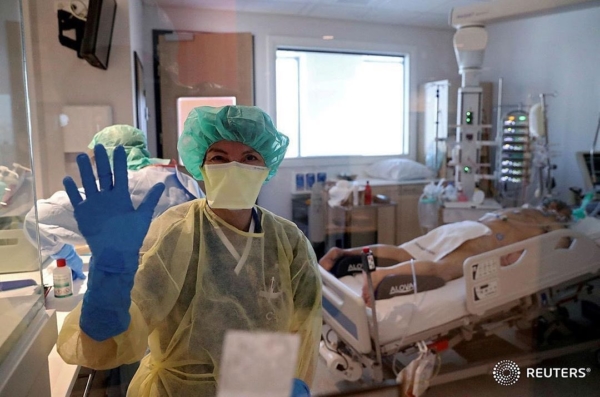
[142,6,458,219]
[481,6,600,202]
[20,2,598,214]
[129,0,144,58]
[0,0,20,165]
[129,0,147,146]
[2,0,39,176]
[0,1,19,94]
[28,0,135,195]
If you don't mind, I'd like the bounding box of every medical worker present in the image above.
[23,125,201,280]
[57,106,322,397]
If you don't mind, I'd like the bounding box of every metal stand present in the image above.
[82,369,96,397]
[362,249,384,383]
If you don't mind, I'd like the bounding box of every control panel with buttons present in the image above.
[473,280,499,301]
[470,258,500,281]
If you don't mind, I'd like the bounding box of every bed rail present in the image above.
[319,267,372,354]
[463,229,600,316]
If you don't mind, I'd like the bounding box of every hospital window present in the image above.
[276,49,407,158]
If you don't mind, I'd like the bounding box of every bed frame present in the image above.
[319,228,600,385]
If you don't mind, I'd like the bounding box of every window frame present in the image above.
[266,35,416,168]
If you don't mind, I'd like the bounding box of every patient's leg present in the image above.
[319,245,414,271]
[361,260,442,306]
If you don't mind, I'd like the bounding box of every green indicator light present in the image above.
[466,111,473,125]
[463,166,471,173]
[519,115,526,121]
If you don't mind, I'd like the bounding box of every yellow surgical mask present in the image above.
[201,162,269,209]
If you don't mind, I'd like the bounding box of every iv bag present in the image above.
[529,103,546,138]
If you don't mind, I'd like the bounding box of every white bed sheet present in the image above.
[332,222,600,348]
[339,274,468,345]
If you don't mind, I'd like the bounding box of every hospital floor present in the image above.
[315,298,600,396]
[312,345,600,397]
[68,351,599,397]
[313,286,600,396]
[67,335,600,397]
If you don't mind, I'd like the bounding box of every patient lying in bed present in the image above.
[319,199,572,305]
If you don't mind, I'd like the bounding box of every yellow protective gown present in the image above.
[57,199,322,396]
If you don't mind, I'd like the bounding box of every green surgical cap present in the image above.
[88,125,152,171]
[178,105,289,181]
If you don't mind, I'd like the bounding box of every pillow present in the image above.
[571,216,600,242]
[364,159,434,181]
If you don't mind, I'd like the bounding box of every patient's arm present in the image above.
[319,244,414,271]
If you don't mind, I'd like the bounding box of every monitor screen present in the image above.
[80,0,117,70]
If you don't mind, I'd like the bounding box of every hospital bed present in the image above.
[319,227,600,389]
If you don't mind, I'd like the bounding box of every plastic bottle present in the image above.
[418,195,439,231]
[364,181,373,205]
[53,258,73,298]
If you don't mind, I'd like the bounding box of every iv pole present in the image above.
[536,92,557,198]
[449,0,598,202]
[434,85,440,173]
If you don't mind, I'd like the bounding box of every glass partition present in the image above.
[11,0,600,396]
[0,0,44,371]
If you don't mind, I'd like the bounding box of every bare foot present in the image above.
[319,247,344,271]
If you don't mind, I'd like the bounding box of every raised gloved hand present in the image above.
[51,244,86,280]
[64,145,164,341]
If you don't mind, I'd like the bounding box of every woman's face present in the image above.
[203,141,265,167]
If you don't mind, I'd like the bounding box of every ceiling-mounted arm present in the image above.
[453,26,487,87]
[448,0,599,203]
[450,0,598,29]
[450,0,598,86]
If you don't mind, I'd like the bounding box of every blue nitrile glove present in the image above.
[51,244,86,281]
[63,145,165,341]
[290,378,311,397]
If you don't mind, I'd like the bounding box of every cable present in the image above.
[590,113,600,188]
[324,327,336,348]
[69,0,88,21]
[389,259,428,376]
[323,328,349,370]
[410,259,418,294]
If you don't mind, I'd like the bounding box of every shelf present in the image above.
[449,124,493,129]
[326,225,377,234]
[328,202,396,211]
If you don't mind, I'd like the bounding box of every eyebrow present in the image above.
[206,148,261,157]
[206,148,227,155]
